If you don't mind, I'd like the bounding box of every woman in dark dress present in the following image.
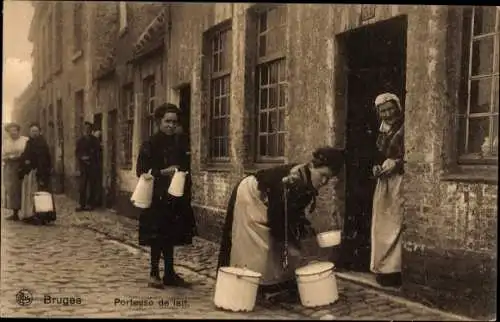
[136,103,197,289]
[217,147,345,302]
[18,123,54,225]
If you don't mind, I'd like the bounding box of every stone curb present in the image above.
[74,224,313,320]
[54,195,473,321]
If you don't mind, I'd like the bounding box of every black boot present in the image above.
[5,211,20,221]
[376,273,402,287]
[75,206,86,212]
[148,274,164,289]
[163,272,191,288]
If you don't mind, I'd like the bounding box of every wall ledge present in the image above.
[440,165,498,185]
[199,163,233,173]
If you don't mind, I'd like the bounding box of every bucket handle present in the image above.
[296,270,336,283]
[231,274,261,285]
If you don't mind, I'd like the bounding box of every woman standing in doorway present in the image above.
[217,147,345,303]
[136,103,197,289]
[370,93,404,287]
[18,123,54,225]
[2,123,29,221]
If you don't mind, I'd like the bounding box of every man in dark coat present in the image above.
[75,122,101,211]
[136,103,197,289]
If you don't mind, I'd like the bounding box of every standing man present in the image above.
[75,122,101,211]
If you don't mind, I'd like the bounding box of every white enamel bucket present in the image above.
[213,267,262,312]
[168,169,188,197]
[316,230,342,248]
[295,261,338,307]
[33,192,54,213]
[130,172,154,209]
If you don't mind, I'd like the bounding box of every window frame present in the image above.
[143,75,156,139]
[208,26,232,163]
[254,5,288,163]
[457,6,499,165]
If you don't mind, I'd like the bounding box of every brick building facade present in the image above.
[23,3,497,319]
[91,2,167,209]
[161,5,498,318]
[25,1,96,194]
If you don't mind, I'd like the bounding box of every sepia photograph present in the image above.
[1,1,497,320]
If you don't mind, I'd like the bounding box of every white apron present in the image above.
[229,175,302,285]
[19,170,38,220]
[370,174,403,274]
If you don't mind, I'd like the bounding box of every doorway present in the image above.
[106,110,118,208]
[93,113,103,207]
[56,99,65,193]
[178,84,192,199]
[178,84,191,165]
[338,16,407,272]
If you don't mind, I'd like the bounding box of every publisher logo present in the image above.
[16,289,33,306]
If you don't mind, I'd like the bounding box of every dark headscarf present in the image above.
[19,134,52,184]
[311,146,345,176]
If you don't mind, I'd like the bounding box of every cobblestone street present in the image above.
[1,195,474,320]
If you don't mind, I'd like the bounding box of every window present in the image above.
[209,27,232,161]
[121,84,134,169]
[256,6,287,160]
[458,7,499,163]
[55,2,63,71]
[143,76,156,138]
[119,2,128,33]
[73,3,83,53]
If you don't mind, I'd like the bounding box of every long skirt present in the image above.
[229,175,302,285]
[370,174,403,274]
[138,195,196,247]
[2,159,23,210]
[19,170,38,220]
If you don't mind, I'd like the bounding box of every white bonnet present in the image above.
[374,92,402,111]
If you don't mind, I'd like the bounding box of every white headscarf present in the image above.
[374,92,402,133]
[374,93,402,111]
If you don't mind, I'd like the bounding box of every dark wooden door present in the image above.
[340,16,407,272]
[56,99,65,193]
[93,113,103,207]
[179,85,192,200]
